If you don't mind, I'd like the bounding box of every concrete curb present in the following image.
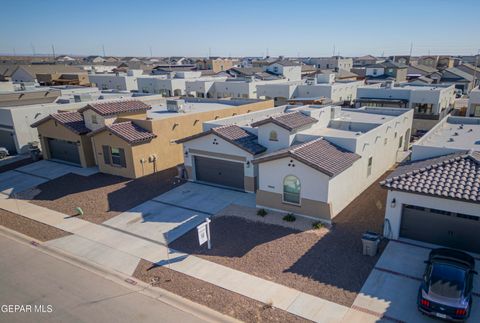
[0,225,240,323]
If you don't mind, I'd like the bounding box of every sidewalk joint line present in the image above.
[150,199,214,215]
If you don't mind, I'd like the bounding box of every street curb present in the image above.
[0,225,240,323]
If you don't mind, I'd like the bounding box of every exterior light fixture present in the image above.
[391,198,396,208]
[246,161,251,168]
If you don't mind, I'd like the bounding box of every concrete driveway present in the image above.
[103,182,256,245]
[0,160,98,197]
[353,240,480,322]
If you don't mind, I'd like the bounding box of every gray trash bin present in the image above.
[362,231,380,256]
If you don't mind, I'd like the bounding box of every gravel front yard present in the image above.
[29,167,184,224]
[0,208,70,241]
[171,172,390,307]
[133,259,310,323]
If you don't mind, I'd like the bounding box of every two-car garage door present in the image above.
[194,156,244,190]
[47,138,81,165]
[400,205,480,253]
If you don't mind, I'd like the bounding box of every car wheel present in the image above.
[0,153,5,159]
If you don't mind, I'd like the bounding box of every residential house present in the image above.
[353,55,380,67]
[381,115,480,253]
[418,56,455,70]
[355,84,456,134]
[89,70,143,92]
[137,71,210,97]
[440,67,475,93]
[32,97,274,178]
[307,56,353,72]
[468,86,480,117]
[264,61,302,81]
[196,58,237,73]
[177,104,413,221]
[364,61,408,84]
[11,65,89,86]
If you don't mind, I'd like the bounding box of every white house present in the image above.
[381,117,480,252]
[356,84,456,134]
[264,61,302,81]
[89,70,143,92]
[306,57,353,71]
[177,104,413,222]
[468,86,480,117]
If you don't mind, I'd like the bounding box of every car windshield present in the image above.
[429,263,466,298]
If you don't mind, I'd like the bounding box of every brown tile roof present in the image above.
[89,121,156,144]
[250,111,317,132]
[31,111,90,135]
[253,138,361,177]
[381,151,480,203]
[79,99,150,117]
[176,125,266,155]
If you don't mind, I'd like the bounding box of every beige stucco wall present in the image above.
[91,100,273,179]
[36,118,95,167]
[256,189,332,221]
[90,130,136,178]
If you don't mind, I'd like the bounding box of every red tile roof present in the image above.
[31,111,90,135]
[253,138,361,177]
[89,121,156,144]
[177,125,266,155]
[80,99,150,117]
[381,151,480,203]
[251,111,317,132]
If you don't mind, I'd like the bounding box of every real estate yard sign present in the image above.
[197,218,211,249]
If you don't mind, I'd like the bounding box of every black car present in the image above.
[418,248,477,322]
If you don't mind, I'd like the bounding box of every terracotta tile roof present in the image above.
[253,138,361,177]
[250,111,317,132]
[381,151,480,203]
[79,99,150,117]
[89,121,156,144]
[31,111,90,135]
[177,125,266,155]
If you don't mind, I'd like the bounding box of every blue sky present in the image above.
[1,0,479,57]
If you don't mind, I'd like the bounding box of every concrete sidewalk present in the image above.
[0,197,378,322]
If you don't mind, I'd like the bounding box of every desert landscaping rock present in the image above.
[29,168,184,224]
[172,173,390,307]
[133,259,310,323]
[0,208,70,241]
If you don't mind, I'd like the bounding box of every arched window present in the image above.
[283,175,301,204]
[269,130,278,141]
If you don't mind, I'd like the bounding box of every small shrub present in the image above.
[312,221,324,230]
[257,208,267,217]
[283,213,296,222]
[263,299,274,310]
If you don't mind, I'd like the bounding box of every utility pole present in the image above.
[51,44,56,60]
[409,42,413,57]
[102,44,106,57]
[31,43,36,56]
[149,46,153,58]
[13,48,16,57]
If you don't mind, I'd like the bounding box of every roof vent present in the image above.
[459,124,464,129]
[453,132,459,136]
[468,129,473,133]
[448,138,454,142]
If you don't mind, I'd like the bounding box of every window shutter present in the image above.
[119,148,126,167]
[102,145,111,165]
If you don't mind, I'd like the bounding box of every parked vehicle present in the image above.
[0,147,9,159]
[418,248,476,322]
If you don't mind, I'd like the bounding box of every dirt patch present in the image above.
[0,208,70,241]
[0,157,36,174]
[133,259,310,323]
[29,167,184,224]
[172,172,391,307]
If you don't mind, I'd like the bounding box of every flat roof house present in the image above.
[381,116,480,252]
[355,84,456,134]
[177,104,413,221]
[89,70,143,92]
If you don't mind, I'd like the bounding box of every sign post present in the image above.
[197,218,211,249]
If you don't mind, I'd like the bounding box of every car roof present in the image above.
[429,248,475,269]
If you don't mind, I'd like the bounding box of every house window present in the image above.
[111,148,122,166]
[398,136,403,149]
[367,157,373,176]
[269,130,278,141]
[283,175,301,204]
[91,114,98,124]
